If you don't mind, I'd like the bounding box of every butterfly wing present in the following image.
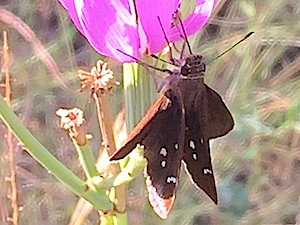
[110,89,185,219]
[199,84,234,139]
[182,103,217,203]
[110,89,176,160]
[181,80,234,204]
[144,90,185,219]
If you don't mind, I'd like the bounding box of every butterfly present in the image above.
[110,52,234,218]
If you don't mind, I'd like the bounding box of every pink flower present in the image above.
[59,0,215,62]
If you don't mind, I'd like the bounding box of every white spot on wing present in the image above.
[200,138,204,144]
[161,160,167,168]
[192,153,198,160]
[189,140,195,149]
[166,176,177,184]
[203,168,212,175]
[174,143,179,150]
[159,147,167,157]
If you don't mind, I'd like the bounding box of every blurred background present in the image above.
[0,0,299,224]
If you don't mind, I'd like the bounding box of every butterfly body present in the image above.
[111,55,234,219]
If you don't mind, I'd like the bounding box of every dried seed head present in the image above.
[56,107,86,145]
[78,60,119,95]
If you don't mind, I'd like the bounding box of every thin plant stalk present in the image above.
[3,31,19,225]
[94,92,127,224]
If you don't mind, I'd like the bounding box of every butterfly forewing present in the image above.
[143,89,185,219]
[110,90,178,160]
[177,79,217,203]
[182,104,217,203]
[111,89,185,219]
[178,78,233,204]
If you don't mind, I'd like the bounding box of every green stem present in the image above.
[100,213,127,225]
[73,141,98,178]
[123,57,158,132]
[123,62,138,132]
[122,58,156,173]
[0,95,112,211]
[94,146,145,189]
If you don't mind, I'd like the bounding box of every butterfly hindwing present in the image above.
[198,84,234,140]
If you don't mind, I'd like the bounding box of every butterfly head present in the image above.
[181,55,205,78]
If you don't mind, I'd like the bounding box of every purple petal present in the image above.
[168,0,215,42]
[59,0,144,62]
[135,0,180,54]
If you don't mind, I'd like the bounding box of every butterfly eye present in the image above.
[181,64,190,76]
[181,55,205,77]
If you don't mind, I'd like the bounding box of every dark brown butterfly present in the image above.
[110,52,234,218]
[110,18,252,217]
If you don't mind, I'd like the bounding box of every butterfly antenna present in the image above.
[178,16,192,55]
[157,16,175,64]
[207,32,254,64]
[170,9,186,56]
[150,54,177,66]
[117,49,172,74]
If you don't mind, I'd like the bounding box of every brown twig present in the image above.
[94,93,126,213]
[3,31,19,225]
